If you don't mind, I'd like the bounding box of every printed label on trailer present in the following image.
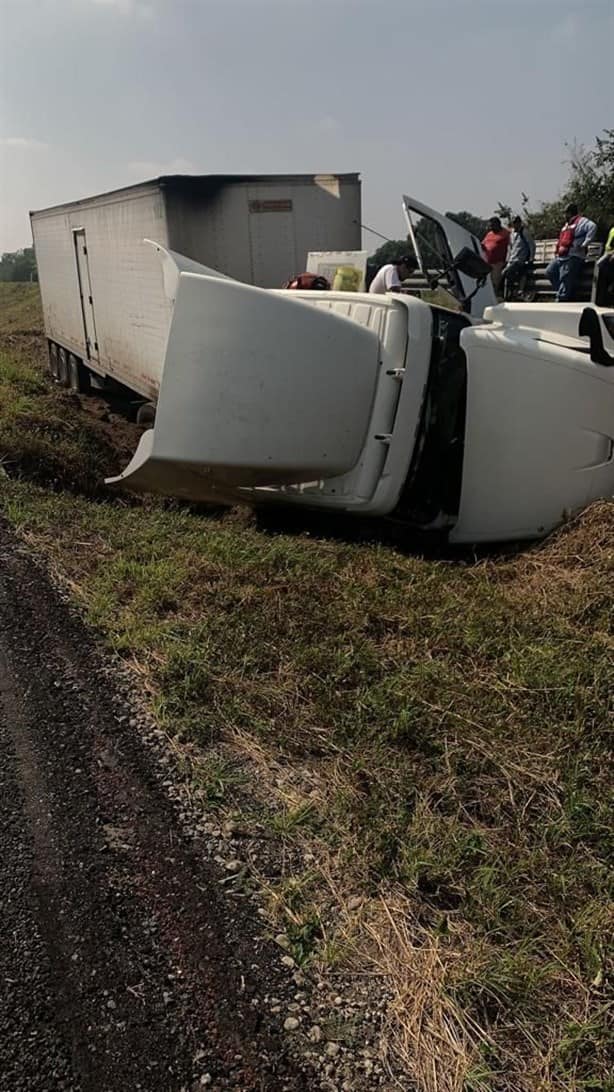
[249,199,293,213]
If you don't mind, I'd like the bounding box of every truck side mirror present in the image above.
[453,247,491,282]
[578,307,614,367]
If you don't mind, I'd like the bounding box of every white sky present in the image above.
[1,0,613,252]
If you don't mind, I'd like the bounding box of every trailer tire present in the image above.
[48,342,59,380]
[136,402,156,427]
[57,348,69,387]
[68,353,91,395]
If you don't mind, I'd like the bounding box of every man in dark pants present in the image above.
[501,216,535,297]
[546,203,597,302]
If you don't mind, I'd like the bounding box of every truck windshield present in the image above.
[395,306,470,525]
[409,211,452,270]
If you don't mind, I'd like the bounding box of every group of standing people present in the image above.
[295,206,614,307]
[481,216,536,300]
[481,204,610,304]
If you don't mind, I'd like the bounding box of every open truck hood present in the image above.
[107,244,381,500]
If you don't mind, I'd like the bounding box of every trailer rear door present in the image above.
[73,228,99,362]
[248,196,297,287]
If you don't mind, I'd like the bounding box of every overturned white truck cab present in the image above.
[108,197,614,544]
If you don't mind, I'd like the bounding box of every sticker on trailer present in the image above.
[249,199,293,213]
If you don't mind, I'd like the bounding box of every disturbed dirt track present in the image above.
[0,521,309,1092]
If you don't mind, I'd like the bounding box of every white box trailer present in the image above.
[30,173,361,404]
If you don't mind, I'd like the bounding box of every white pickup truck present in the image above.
[109,195,614,544]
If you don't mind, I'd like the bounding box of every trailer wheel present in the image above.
[68,353,91,395]
[136,402,156,427]
[48,342,59,380]
[57,348,69,387]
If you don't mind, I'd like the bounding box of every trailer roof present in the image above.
[30,173,361,217]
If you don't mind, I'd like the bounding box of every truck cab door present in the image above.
[402,194,496,317]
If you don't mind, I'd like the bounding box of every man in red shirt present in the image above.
[481,217,510,299]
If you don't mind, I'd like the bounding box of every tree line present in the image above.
[0,247,38,282]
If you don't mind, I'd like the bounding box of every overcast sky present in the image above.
[1,0,612,252]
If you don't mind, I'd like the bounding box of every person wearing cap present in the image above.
[481,217,510,298]
[546,203,597,302]
[369,254,417,294]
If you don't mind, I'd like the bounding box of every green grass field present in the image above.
[0,283,612,1092]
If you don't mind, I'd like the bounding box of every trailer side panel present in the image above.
[32,186,170,400]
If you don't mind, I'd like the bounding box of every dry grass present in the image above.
[365,901,481,1092]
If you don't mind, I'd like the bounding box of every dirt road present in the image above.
[0,521,309,1092]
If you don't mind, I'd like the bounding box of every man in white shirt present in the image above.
[369,254,417,294]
